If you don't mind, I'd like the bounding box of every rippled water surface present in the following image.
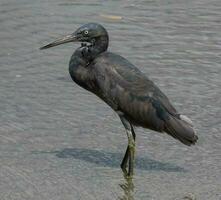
[0,0,221,199]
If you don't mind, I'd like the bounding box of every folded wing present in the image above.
[93,52,197,145]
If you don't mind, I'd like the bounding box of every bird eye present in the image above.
[84,30,89,35]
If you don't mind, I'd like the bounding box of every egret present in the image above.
[40,23,198,177]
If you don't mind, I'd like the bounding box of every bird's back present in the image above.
[91,52,177,131]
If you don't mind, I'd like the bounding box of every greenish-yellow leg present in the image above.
[119,114,136,177]
[121,146,129,174]
[128,135,135,176]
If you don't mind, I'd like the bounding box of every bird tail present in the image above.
[164,114,198,146]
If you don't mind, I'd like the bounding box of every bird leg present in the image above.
[119,115,136,177]
[128,131,135,176]
[121,146,129,174]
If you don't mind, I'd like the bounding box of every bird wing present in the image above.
[93,52,178,131]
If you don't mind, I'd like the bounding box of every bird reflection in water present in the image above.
[118,175,134,200]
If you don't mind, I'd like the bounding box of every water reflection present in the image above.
[118,176,134,200]
[35,148,186,172]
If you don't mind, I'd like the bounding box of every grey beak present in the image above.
[40,34,77,50]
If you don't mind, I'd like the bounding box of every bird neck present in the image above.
[92,35,109,54]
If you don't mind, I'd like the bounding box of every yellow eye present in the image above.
[84,30,89,35]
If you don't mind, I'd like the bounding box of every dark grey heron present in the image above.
[40,23,198,177]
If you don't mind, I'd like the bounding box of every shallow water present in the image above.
[0,0,221,199]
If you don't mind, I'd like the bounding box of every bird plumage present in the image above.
[40,23,198,176]
[69,51,197,145]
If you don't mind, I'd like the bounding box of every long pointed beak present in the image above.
[40,34,77,50]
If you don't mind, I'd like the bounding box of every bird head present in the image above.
[40,23,108,50]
